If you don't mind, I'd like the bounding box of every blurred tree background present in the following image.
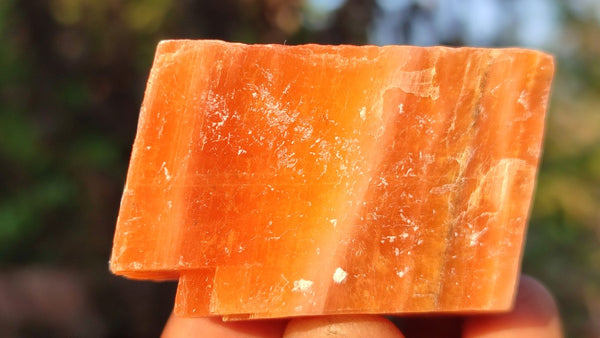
[0,0,598,336]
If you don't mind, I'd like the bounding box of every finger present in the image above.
[283,314,404,338]
[463,275,563,338]
[161,313,287,338]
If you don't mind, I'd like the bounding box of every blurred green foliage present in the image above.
[0,0,598,337]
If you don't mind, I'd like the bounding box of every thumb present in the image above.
[283,315,404,338]
[463,275,563,338]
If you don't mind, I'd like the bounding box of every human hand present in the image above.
[162,275,562,338]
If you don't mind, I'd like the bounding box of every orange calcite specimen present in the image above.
[110,40,554,319]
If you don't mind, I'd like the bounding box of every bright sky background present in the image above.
[306,0,562,48]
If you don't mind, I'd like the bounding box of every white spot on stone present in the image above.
[295,305,303,312]
[294,123,313,141]
[333,267,348,284]
[384,235,396,243]
[330,219,337,227]
[277,148,297,169]
[359,106,367,121]
[396,267,409,278]
[237,148,247,155]
[518,90,528,110]
[292,279,313,293]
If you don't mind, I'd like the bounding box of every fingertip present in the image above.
[162,313,287,338]
[463,275,563,338]
[283,314,404,338]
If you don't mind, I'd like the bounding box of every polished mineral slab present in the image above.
[109,40,554,319]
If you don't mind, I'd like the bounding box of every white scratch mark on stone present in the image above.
[469,228,489,246]
[160,162,171,181]
[467,158,532,213]
[430,184,457,194]
[292,279,313,293]
[389,67,440,100]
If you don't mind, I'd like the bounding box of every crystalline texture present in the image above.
[109,40,554,319]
